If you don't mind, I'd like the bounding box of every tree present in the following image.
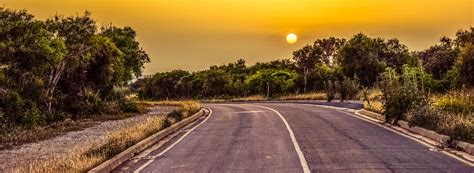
[455,27,474,47]
[457,44,474,86]
[337,33,411,87]
[45,12,98,112]
[0,8,67,114]
[314,37,346,67]
[245,69,296,97]
[417,37,459,80]
[293,45,322,92]
[337,33,385,87]
[101,26,150,81]
[85,35,126,99]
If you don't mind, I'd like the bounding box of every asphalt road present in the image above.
[118,103,473,173]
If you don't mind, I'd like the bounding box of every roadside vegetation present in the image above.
[1,5,474,171]
[0,8,151,147]
[137,29,474,143]
[17,100,200,172]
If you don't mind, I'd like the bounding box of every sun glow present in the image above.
[286,33,297,44]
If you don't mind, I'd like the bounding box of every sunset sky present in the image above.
[2,0,473,74]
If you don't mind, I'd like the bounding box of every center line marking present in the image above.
[252,104,310,173]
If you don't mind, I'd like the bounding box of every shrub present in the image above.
[433,91,473,114]
[379,67,429,123]
[2,91,45,127]
[324,80,337,102]
[119,100,139,113]
[407,99,474,143]
[337,76,360,102]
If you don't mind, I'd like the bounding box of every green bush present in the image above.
[407,101,443,131]
[453,122,474,142]
[379,67,429,123]
[324,80,336,102]
[407,99,474,143]
[433,92,473,115]
[337,76,360,101]
[2,91,45,127]
[119,100,139,113]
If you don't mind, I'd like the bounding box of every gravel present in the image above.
[0,106,177,172]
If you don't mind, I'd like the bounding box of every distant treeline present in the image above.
[136,29,474,100]
[0,8,149,127]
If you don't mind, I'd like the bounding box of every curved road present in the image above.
[116,103,473,172]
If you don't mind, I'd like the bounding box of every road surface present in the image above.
[115,103,473,172]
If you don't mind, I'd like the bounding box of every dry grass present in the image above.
[278,92,327,100]
[203,95,266,102]
[14,100,201,173]
[138,100,201,118]
[364,101,384,114]
[362,89,384,114]
[18,115,166,173]
[230,95,266,101]
[0,113,138,150]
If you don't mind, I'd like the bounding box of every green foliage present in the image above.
[324,80,337,102]
[0,8,148,127]
[417,37,459,80]
[433,91,473,115]
[2,91,45,127]
[337,76,360,101]
[457,44,474,86]
[245,69,297,97]
[379,67,429,123]
[337,33,411,87]
[407,99,474,143]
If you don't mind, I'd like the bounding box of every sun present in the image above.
[286,33,297,44]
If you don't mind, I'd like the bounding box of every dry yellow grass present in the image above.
[362,89,384,114]
[231,95,266,101]
[278,92,327,100]
[18,115,166,173]
[16,100,201,173]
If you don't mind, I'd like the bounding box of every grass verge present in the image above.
[15,101,201,173]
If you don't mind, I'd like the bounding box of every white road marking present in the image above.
[231,110,265,114]
[253,105,311,173]
[133,108,213,173]
[303,104,474,167]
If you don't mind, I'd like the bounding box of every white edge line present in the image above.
[303,104,474,167]
[133,108,213,173]
[252,105,311,173]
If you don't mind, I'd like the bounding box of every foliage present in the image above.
[337,76,360,101]
[379,67,429,123]
[417,37,459,80]
[456,44,474,86]
[245,69,297,97]
[407,100,474,143]
[337,33,411,87]
[0,8,147,127]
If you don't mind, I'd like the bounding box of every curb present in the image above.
[88,108,208,173]
[358,109,474,156]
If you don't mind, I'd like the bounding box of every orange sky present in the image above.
[2,0,473,74]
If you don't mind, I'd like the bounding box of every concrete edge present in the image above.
[88,108,208,173]
[358,109,474,156]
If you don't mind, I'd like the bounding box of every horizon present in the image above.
[2,0,473,74]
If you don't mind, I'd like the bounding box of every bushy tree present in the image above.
[0,8,67,123]
[245,69,297,97]
[337,33,412,87]
[293,45,322,92]
[417,37,459,80]
[0,8,148,126]
[379,66,430,123]
[101,26,150,81]
[457,44,474,86]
